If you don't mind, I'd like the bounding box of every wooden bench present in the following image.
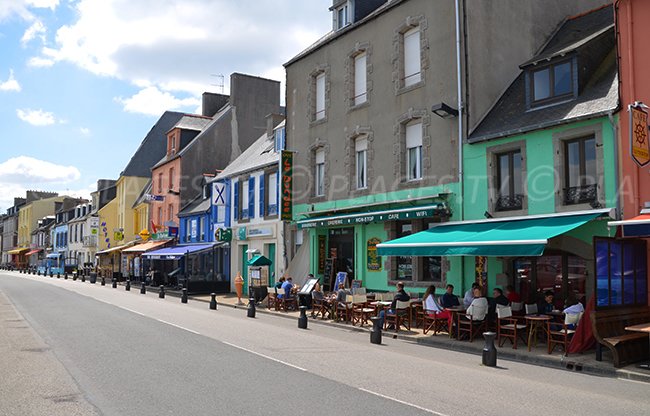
[590,307,650,367]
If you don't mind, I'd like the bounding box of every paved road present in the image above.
[1,271,649,416]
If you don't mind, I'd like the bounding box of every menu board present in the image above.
[323,258,334,291]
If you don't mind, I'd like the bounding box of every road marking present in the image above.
[222,341,307,372]
[121,307,146,317]
[156,319,200,335]
[358,388,449,416]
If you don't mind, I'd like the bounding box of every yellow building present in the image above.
[17,196,71,248]
[116,176,149,244]
[132,181,152,238]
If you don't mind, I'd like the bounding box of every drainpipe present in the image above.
[454,0,466,290]
[608,111,621,224]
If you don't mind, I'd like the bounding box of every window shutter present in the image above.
[406,122,422,149]
[316,73,325,119]
[259,173,265,217]
[354,53,367,105]
[403,26,421,86]
[248,177,255,218]
[233,181,239,221]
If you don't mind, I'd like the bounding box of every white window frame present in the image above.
[315,149,325,197]
[353,52,367,106]
[335,2,349,30]
[406,121,423,181]
[241,180,249,219]
[355,137,367,189]
[403,26,421,87]
[315,72,326,121]
[268,172,278,215]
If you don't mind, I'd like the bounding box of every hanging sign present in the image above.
[281,150,293,221]
[630,103,650,166]
[366,237,382,271]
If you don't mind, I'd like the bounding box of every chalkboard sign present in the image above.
[323,258,334,292]
[334,272,347,291]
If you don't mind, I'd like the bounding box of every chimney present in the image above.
[202,92,230,118]
[265,113,285,138]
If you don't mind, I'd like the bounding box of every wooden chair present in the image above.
[497,306,527,349]
[384,300,411,332]
[457,307,488,342]
[266,287,277,310]
[511,301,524,316]
[422,309,449,335]
[311,296,330,319]
[351,295,374,327]
[547,312,583,355]
[276,294,298,312]
[525,303,538,315]
[352,287,367,295]
[336,294,353,323]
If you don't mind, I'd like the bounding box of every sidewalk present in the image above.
[186,291,650,384]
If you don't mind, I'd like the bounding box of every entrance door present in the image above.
[266,243,276,285]
[328,228,354,287]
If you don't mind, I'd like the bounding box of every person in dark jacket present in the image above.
[441,284,460,308]
[379,282,410,328]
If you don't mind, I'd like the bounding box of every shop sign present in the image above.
[318,235,326,274]
[299,207,438,229]
[366,237,382,271]
[145,194,165,202]
[238,227,247,241]
[168,227,179,238]
[113,230,124,241]
[281,150,293,221]
[475,256,487,295]
[212,182,226,206]
[630,103,650,166]
[215,228,232,242]
[138,229,150,241]
[247,227,273,238]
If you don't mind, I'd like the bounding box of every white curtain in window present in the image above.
[404,26,421,86]
[316,73,325,120]
[354,53,367,105]
[268,172,278,205]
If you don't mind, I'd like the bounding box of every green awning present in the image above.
[377,211,609,257]
[247,255,273,266]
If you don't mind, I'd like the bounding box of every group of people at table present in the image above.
[273,275,584,344]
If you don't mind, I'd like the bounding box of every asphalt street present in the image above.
[1,271,649,416]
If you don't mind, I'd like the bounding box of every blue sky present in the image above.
[0,0,331,211]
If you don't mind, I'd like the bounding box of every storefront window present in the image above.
[595,237,647,308]
[514,254,586,305]
[396,222,412,281]
[514,258,533,302]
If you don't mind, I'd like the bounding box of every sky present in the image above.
[0,0,332,212]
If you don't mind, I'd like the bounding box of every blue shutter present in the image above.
[259,173,265,217]
[233,181,239,221]
[248,177,255,218]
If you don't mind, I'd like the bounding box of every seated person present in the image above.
[463,282,480,308]
[537,290,555,314]
[441,284,460,308]
[274,276,285,292]
[311,282,324,301]
[378,282,411,328]
[279,277,294,299]
[562,296,585,329]
[505,284,521,303]
[336,283,351,306]
[423,285,451,321]
[464,287,488,321]
[488,287,509,322]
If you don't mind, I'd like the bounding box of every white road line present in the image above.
[121,307,146,317]
[156,319,201,335]
[358,388,449,416]
[221,341,307,372]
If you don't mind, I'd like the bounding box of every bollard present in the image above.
[37,270,41,276]
[209,293,217,310]
[49,271,53,278]
[181,288,188,304]
[482,332,497,367]
[64,272,68,279]
[140,282,146,294]
[101,277,106,286]
[73,273,77,281]
[247,297,256,318]
[370,317,382,345]
[57,272,60,279]
[81,274,85,283]
[298,306,308,329]
[125,280,131,291]
[112,278,117,288]
[159,285,165,299]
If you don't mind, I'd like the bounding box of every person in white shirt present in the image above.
[463,282,480,308]
[465,287,488,321]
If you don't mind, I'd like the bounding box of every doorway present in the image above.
[328,227,354,287]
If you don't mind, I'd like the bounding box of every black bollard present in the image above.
[482,332,497,367]
[64,272,68,279]
[101,277,106,286]
[73,273,77,281]
[209,293,217,310]
[159,285,165,299]
[247,297,256,318]
[49,271,53,278]
[57,272,60,279]
[126,280,131,291]
[298,306,308,329]
[140,282,146,294]
[112,278,117,288]
[37,270,41,276]
[81,274,85,282]
[370,317,382,345]
[181,288,188,303]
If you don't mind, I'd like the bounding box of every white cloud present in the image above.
[0,0,59,22]
[21,19,46,45]
[0,69,21,92]
[25,0,60,9]
[27,56,55,67]
[79,127,90,136]
[115,86,200,116]
[0,156,81,184]
[16,108,57,126]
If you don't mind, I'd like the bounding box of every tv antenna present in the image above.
[210,74,224,93]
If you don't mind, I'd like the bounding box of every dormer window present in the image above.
[274,127,286,152]
[530,59,574,106]
[170,134,176,155]
[334,1,351,30]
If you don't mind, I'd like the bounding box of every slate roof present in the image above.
[167,114,212,134]
[469,6,618,144]
[213,120,284,181]
[120,111,185,178]
[178,195,211,217]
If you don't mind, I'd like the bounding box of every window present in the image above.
[564,136,596,205]
[355,137,367,189]
[335,2,349,30]
[353,52,367,106]
[267,172,278,216]
[396,222,413,280]
[158,173,163,193]
[315,148,325,197]
[596,238,647,308]
[274,127,285,152]
[185,219,191,243]
[171,135,176,154]
[157,207,162,226]
[495,150,523,211]
[233,181,239,221]
[406,121,422,181]
[241,179,249,220]
[531,60,573,104]
[248,177,255,219]
[168,204,173,221]
[169,167,174,191]
[403,26,421,87]
[315,72,326,121]
[199,217,205,241]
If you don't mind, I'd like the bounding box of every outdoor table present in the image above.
[445,306,466,338]
[525,314,551,351]
[624,322,650,370]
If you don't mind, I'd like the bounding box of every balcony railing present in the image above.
[495,194,524,212]
[563,184,597,205]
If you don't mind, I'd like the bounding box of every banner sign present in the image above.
[212,182,226,206]
[630,103,650,166]
[281,150,293,221]
[298,207,438,229]
[145,194,165,202]
[366,237,382,271]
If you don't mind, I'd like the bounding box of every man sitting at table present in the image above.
[378,282,410,328]
[441,284,460,308]
[464,287,488,321]
[279,276,294,299]
[488,287,509,323]
[538,290,555,314]
[336,283,351,306]
[463,282,480,308]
